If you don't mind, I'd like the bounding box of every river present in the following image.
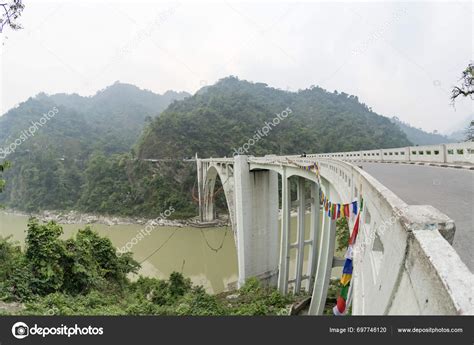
[0,211,341,294]
[0,212,238,294]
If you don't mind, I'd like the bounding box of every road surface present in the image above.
[359,162,474,271]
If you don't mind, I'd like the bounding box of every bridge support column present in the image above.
[307,182,321,292]
[294,177,306,293]
[234,156,279,288]
[278,167,291,294]
[196,158,205,221]
[308,182,337,315]
[197,158,217,222]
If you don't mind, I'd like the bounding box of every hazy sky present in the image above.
[1,0,472,133]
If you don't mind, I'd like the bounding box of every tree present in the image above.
[466,120,474,142]
[0,161,9,194]
[451,63,474,102]
[0,0,24,33]
[25,219,66,295]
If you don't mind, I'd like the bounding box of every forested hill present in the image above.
[0,83,189,211]
[138,76,411,159]
[390,117,454,145]
[0,77,413,218]
[0,82,189,153]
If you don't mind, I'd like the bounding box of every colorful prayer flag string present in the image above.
[333,212,361,316]
[319,190,359,220]
[285,159,360,221]
[286,159,321,182]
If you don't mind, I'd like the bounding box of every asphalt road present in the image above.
[359,163,474,272]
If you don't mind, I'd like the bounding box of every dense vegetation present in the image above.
[0,82,191,216]
[0,77,412,218]
[0,221,294,315]
[139,76,411,159]
[390,117,454,145]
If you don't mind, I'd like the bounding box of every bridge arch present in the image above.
[199,163,236,231]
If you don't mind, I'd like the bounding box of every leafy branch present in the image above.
[0,0,24,33]
[451,62,474,102]
[0,161,10,193]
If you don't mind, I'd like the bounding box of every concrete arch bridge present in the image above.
[196,142,474,315]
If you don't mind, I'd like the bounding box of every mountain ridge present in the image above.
[137,76,412,159]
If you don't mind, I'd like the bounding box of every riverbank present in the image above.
[1,209,230,228]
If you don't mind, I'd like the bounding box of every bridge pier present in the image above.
[277,167,291,294]
[307,181,321,292]
[294,177,306,293]
[196,157,205,221]
[234,156,280,287]
[308,181,336,315]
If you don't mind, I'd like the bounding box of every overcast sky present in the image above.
[1,0,472,133]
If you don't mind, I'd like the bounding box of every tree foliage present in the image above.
[0,225,294,315]
[0,83,190,215]
[0,219,139,301]
[390,117,453,145]
[0,0,24,33]
[0,160,9,195]
[139,77,411,160]
[336,217,350,252]
[466,120,474,142]
[0,78,412,218]
[451,63,474,102]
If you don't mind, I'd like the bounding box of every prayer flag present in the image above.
[352,201,358,216]
[342,259,353,274]
[349,213,360,245]
[340,273,352,286]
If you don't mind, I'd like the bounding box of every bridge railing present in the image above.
[255,155,473,314]
[308,158,473,315]
[305,142,474,165]
[198,153,473,314]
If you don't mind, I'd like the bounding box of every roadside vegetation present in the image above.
[0,219,296,316]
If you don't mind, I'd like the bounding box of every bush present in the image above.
[175,286,227,316]
[2,222,296,316]
[0,236,32,301]
[25,219,65,295]
[336,217,350,252]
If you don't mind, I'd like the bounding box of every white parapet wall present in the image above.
[311,158,474,315]
[309,141,474,165]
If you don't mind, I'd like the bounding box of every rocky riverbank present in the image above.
[2,209,230,228]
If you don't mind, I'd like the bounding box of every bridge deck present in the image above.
[359,162,474,271]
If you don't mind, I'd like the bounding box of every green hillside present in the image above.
[0,83,189,212]
[0,77,412,217]
[138,77,411,159]
[391,117,454,145]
